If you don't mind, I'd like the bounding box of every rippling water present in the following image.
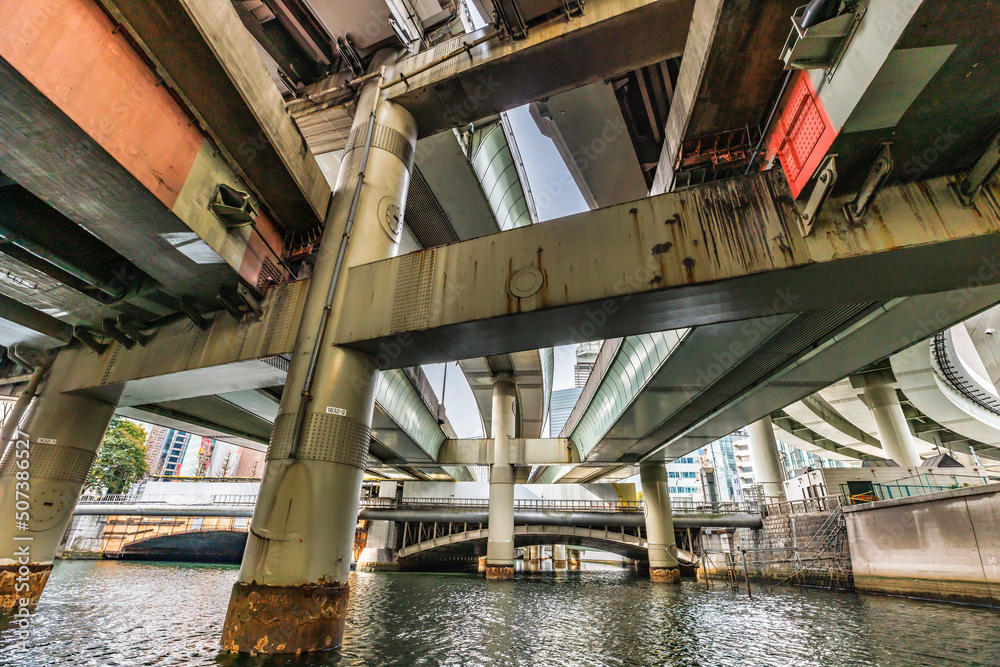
[2,560,999,666]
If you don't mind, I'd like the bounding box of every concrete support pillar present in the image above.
[356,482,399,571]
[568,548,581,569]
[477,556,487,573]
[640,462,680,583]
[747,417,786,502]
[553,544,568,569]
[355,520,398,572]
[0,354,116,608]
[221,56,417,654]
[862,378,922,468]
[485,376,516,580]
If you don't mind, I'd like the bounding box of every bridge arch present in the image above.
[397,525,648,561]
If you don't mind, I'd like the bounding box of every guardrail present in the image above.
[839,472,995,505]
[358,497,762,515]
[764,494,843,517]
[78,493,258,506]
[78,494,764,516]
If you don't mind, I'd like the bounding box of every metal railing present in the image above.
[840,472,994,505]
[79,493,767,515]
[932,331,1000,417]
[764,494,842,516]
[146,475,262,483]
[77,493,257,507]
[357,497,762,515]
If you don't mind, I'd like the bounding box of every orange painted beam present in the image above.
[0,0,202,209]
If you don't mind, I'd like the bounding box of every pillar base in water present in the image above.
[477,557,487,573]
[221,581,350,654]
[356,548,399,572]
[554,559,568,570]
[650,567,681,584]
[0,563,52,609]
[485,565,514,580]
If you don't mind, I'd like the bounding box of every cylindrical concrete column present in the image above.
[553,544,568,569]
[862,378,922,468]
[748,417,786,502]
[485,376,516,580]
[640,462,680,583]
[0,353,116,608]
[221,56,417,654]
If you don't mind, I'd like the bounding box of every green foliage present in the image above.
[85,416,149,495]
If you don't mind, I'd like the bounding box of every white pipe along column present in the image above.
[747,416,787,501]
[485,375,516,580]
[221,51,417,654]
[639,462,680,583]
[860,375,922,468]
[0,352,116,608]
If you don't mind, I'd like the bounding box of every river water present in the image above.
[1,560,999,666]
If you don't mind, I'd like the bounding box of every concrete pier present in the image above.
[747,417,786,501]
[0,355,116,608]
[485,377,517,580]
[639,462,680,583]
[553,544,568,569]
[220,58,417,654]
[858,375,922,468]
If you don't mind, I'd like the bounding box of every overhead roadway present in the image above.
[384,0,696,137]
[4,0,1000,488]
[336,172,1000,367]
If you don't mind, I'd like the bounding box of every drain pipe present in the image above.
[0,359,48,457]
[743,71,793,176]
[287,65,386,459]
[380,31,498,90]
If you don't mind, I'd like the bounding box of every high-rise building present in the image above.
[143,425,169,473]
[549,387,583,437]
[664,454,702,502]
[733,433,756,493]
[573,341,600,388]
[156,429,191,477]
[700,430,745,502]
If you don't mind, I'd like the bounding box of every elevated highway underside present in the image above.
[3,0,1000,652]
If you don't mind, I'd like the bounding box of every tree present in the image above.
[86,416,149,494]
[217,451,234,478]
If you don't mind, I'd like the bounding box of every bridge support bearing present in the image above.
[0,352,116,608]
[640,462,680,584]
[553,544,568,569]
[486,377,517,580]
[748,417,787,502]
[221,55,417,654]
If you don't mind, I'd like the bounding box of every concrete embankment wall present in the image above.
[844,484,1000,608]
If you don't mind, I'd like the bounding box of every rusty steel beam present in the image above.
[335,171,1000,369]
[98,0,330,231]
[385,0,695,137]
